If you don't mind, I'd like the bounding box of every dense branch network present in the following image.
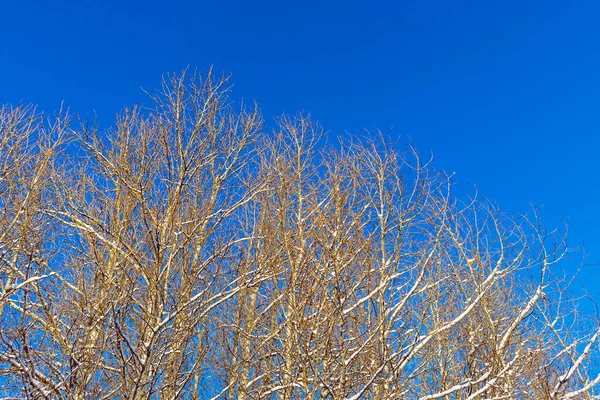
[0,70,598,399]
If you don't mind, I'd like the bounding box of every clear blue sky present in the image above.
[2,1,600,297]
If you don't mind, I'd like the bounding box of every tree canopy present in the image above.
[0,70,598,399]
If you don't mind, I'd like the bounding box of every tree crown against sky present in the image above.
[0,69,599,399]
[3,1,600,303]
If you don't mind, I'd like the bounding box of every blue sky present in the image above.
[2,0,600,297]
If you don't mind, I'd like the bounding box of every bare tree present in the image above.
[0,104,67,397]
[1,70,599,399]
